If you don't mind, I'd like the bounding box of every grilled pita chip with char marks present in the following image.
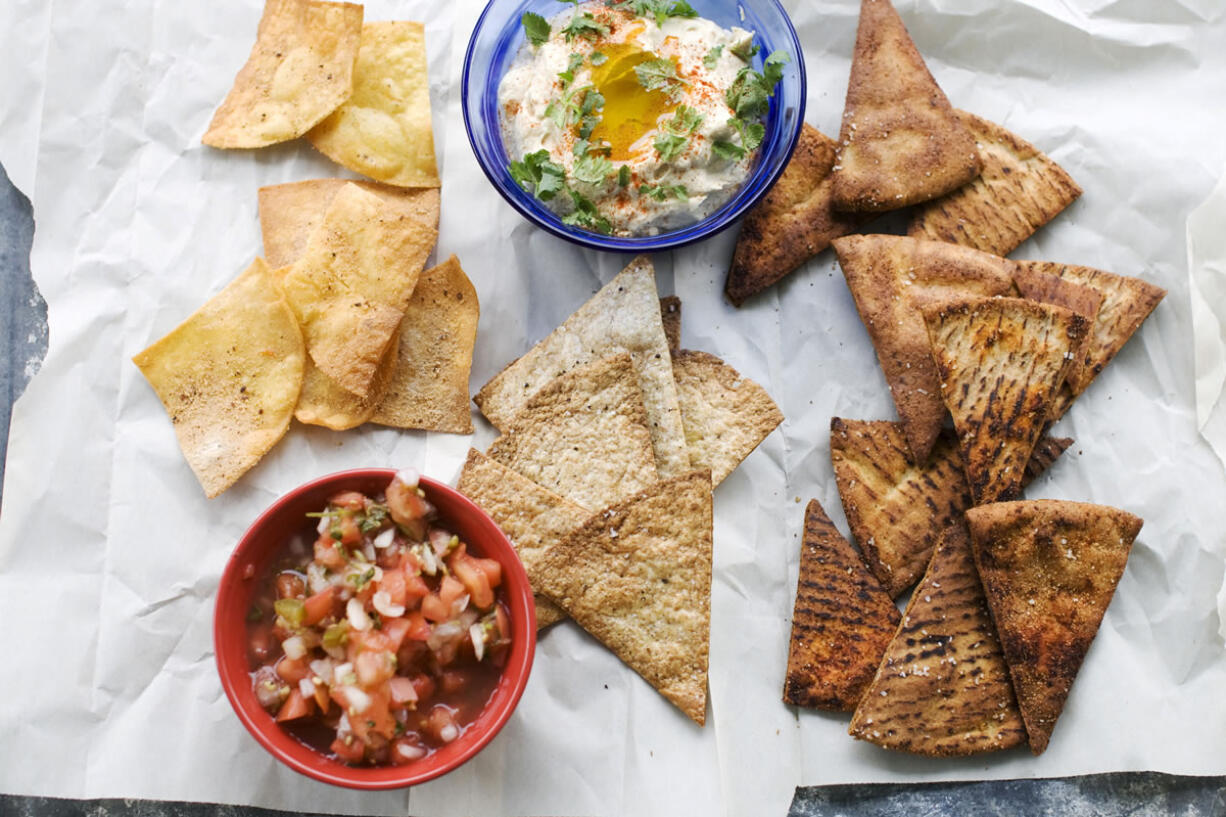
[1012,265,1103,395]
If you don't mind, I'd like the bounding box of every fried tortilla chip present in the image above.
[848,522,1028,756]
[966,500,1143,754]
[203,0,363,149]
[531,470,714,725]
[908,112,1082,256]
[295,332,398,430]
[280,183,436,398]
[1013,265,1102,394]
[307,21,440,187]
[830,0,981,212]
[259,179,441,268]
[487,353,659,509]
[833,234,1016,462]
[726,124,865,305]
[371,255,479,434]
[672,350,782,487]
[783,500,900,711]
[660,296,682,354]
[474,256,690,477]
[924,297,1086,505]
[132,258,305,498]
[456,449,590,630]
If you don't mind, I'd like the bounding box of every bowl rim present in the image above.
[213,467,536,790]
[460,0,807,252]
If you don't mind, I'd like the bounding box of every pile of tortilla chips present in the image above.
[457,256,783,726]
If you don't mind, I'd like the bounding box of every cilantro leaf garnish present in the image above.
[730,38,760,62]
[618,165,631,187]
[578,88,605,139]
[591,51,608,66]
[562,189,613,234]
[664,105,703,135]
[653,132,688,162]
[559,52,585,87]
[522,11,551,47]
[711,139,745,161]
[703,44,724,69]
[722,51,786,156]
[509,149,566,201]
[608,0,698,26]
[634,57,687,102]
[573,153,615,184]
[638,182,688,201]
[562,12,609,41]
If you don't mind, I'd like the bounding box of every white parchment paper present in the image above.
[2,1,1225,816]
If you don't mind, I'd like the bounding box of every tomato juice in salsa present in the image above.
[245,470,512,766]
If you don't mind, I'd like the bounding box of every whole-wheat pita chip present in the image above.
[848,522,1028,756]
[456,449,591,630]
[726,124,866,305]
[908,112,1082,256]
[531,470,714,725]
[307,21,440,187]
[203,0,363,149]
[830,0,981,212]
[280,183,436,398]
[833,234,1016,462]
[1012,265,1103,394]
[966,500,1143,754]
[924,296,1086,505]
[660,296,682,354]
[672,350,782,487]
[475,256,690,477]
[259,179,441,269]
[132,258,305,498]
[294,332,399,430]
[783,500,900,711]
[487,353,659,509]
[371,255,479,434]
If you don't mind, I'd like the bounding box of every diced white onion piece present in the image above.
[316,516,330,535]
[419,545,439,576]
[372,566,384,582]
[309,658,334,682]
[393,742,427,762]
[469,623,486,662]
[347,598,372,631]
[343,685,371,715]
[298,678,315,699]
[306,562,329,594]
[363,542,377,562]
[389,676,418,705]
[373,528,395,549]
[439,723,459,743]
[337,712,352,737]
[451,593,470,617]
[396,468,420,489]
[430,529,453,555]
[373,590,406,618]
[427,620,464,652]
[333,662,354,686]
[459,609,479,629]
[282,635,307,661]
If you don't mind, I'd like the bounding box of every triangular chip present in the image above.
[474,256,690,477]
[783,500,900,710]
[259,179,441,268]
[307,21,440,187]
[456,449,591,630]
[531,471,714,725]
[830,0,981,212]
[203,0,363,149]
[833,234,1016,462]
[672,350,782,487]
[925,297,1085,504]
[132,258,305,498]
[371,255,479,434]
[726,124,866,305]
[660,296,682,355]
[487,354,659,509]
[848,522,1028,756]
[908,111,1082,256]
[1012,265,1102,394]
[295,332,399,430]
[966,500,1143,754]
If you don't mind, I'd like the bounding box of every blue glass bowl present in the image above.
[461,0,806,252]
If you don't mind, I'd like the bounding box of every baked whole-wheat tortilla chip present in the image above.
[203,0,363,149]
[848,522,1028,756]
[531,470,714,725]
[280,182,436,398]
[475,256,690,477]
[487,353,659,509]
[1012,265,1103,394]
[132,258,305,498]
[833,234,1016,463]
[371,255,479,434]
[966,500,1143,754]
[783,500,900,711]
[456,449,590,630]
[924,296,1086,505]
[259,179,440,269]
[908,112,1082,257]
[830,0,981,212]
[294,333,399,430]
[660,296,682,354]
[307,21,440,187]
[672,350,782,487]
[726,124,866,305]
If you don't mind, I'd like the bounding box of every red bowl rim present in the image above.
[213,468,536,789]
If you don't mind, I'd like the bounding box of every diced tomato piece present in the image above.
[313,681,331,713]
[402,571,430,609]
[378,569,407,607]
[275,655,310,685]
[275,687,316,722]
[275,572,305,599]
[355,649,396,688]
[405,611,431,641]
[495,605,510,642]
[450,553,493,610]
[423,705,460,745]
[302,586,337,626]
[382,616,411,652]
[388,676,419,706]
[331,735,366,764]
[248,625,274,663]
[420,593,450,623]
[474,558,502,589]
[337,514,362,546]
[329,491,367,511]
[409,673,436,702]
[389,735,427,765]
[348,628,393,656]
[387,479,431,526]
[314,537,348,571]
[400,550,422,573]
[438,575,467,611]
[440,669,468,695]
[346,688,396,742]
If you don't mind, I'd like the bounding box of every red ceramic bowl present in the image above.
[214,468,536,789]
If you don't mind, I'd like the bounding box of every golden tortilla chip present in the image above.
[833,234,1016,463]
[966,500,1143,754]
[307,21,440,187]
[203,0,363,149]
[280,182,436,398]
[672,350,782,487]
[371,255,479,434]
[726,124,866,305]
[848,522,1028,756]
[456,449,591,630]
[474,256,690,477]
[531,470,714,725]
[924,297,1086,505]
[908,111,1082,256]
[830,0,981,212]
[660,296,682,354]
[1013,265,1102,394]
[783,499,900,711]
[294,333,399,430]
[132,258,305,498]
